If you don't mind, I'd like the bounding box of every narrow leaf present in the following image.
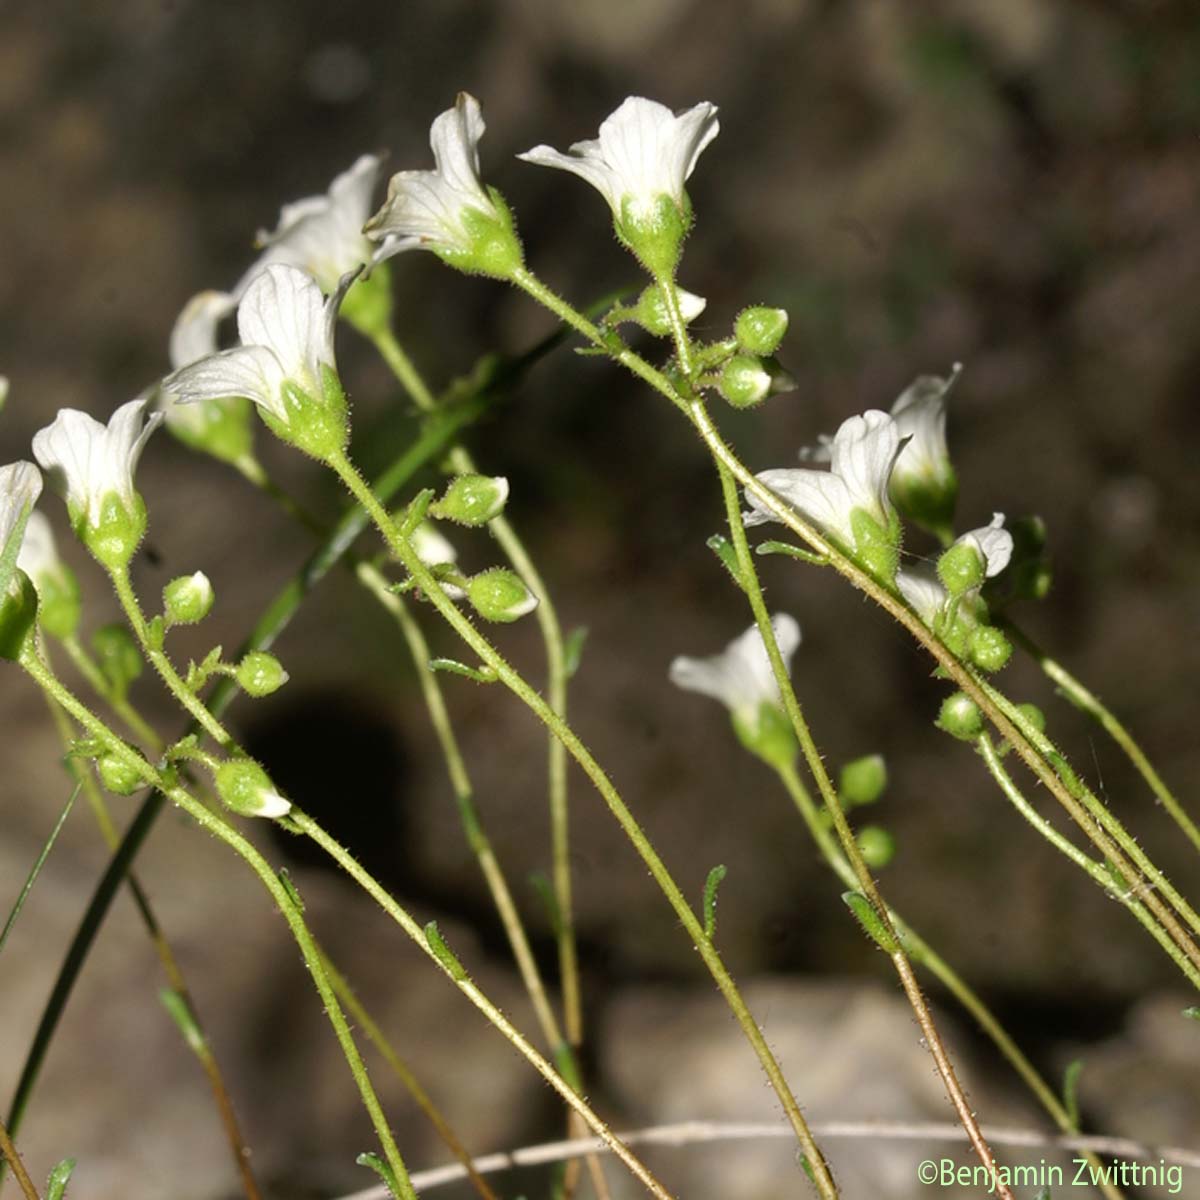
[428,657,497,684]
[705,534,745,590]
[356,1151,400,1199]
[159,988,206,1056]
[842,891,898,953]
[755,539,828,566]
[702,864,727,941]
[46,1158,76,1200]
[424,921,467,982]
[563,626,589,679]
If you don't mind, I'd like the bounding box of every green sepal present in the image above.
[259,366,349,462]
[615,192,691,277]
[702,864,727,941]
[718,354,771,409]
[938,538,986,597]
[185,645,225,692]
[731,702,797,771]
[76,491,147,572]
[35,564,82,641]
[433,189,525,280]
[424,920,468,981]
[842,891,898,953]
[626,282,702,338]
[0,571,38,662]
[848,507,901,587]
[339,262,393,340]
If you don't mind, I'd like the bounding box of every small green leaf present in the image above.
[45,1158,77,1200]
[428,657,498,684]
[1062,1058,1083,1129]
[563,626,589,679]
[702,864,727,941]
[706,534,745,590]
[755,540,828,566]
[424,920,467,982]
[842,891,898,953]
[277,868,305,913]
[356,1152,400,1199]
[146,614,166,653]
[159,988,206,1056]
[397,487,435,537]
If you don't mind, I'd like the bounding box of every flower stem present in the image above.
[18,650,416,1200]
[287,809,676,1200]
[0,1119,39,1200]
[715,457,1015,1200]
[773,761,1126,1200]
[60,634,162,748]
[1001,618,1200,855]
[326,448,840,1199]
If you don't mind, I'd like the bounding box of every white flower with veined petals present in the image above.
[897,514,1013,626]
[890,367,958,486]
[163,264,337,425]
[32,399,160,529]
[669,614,800,725]
[519,97,720,225]
[235,155,382,296]
[746,410,903,546]
[1,462,43,595]
[364,94,502,261]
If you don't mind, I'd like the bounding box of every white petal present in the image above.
[107,398,162,504]
[169,291,236,370]
[747,467,855,542]
[33,409,108,517]
[896,567,946,626]
[237,264,331,382]
[961,512,1013,579]
[410,520,457,566]
[0,461,43,551]
[827,410,901,523]
[890,369,957,480]
[16,509,58,580]
[676,288,707,322]
[165,345,288,421]
[430,93,488,200]
[668,652,740,706]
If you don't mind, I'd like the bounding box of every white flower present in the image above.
[235,155,382,296]
[890,367,958,487]
[897,514,1013,626]
[518,97,719,226]
[16,510,60,585]
[669,614,800,725]
[1,462,43,594]
[956,512,1013,579]
[163,264,337,425]
[746,410,903,545]
[32,399,160,529]
[364,93,503,261]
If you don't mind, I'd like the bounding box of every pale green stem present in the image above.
[326,448,840,1200]
[976,735,1200,990]
[319,951,500,1200]
[774,761,1125,1200]
[369,324,584,1052]
[18,649,415,1200]
[1002,619,1200,855]
[107,565,232,750]
[61,634,162,748]
[355,561,566,1052]
[654,274,696,380]
[288,810,675,1200]
[506,265,1200,982]
[716,459,1014,1200]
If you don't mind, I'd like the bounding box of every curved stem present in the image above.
[18,651,416,1200]
[508,265,1200,982]
[977,735,1200,990]
[60,635,162,748]
[326,449,840,1199]
[774,762,1125,1200]
[715,459,1013,1200]
[288,810,676,1200]
[1001,618,1200,854]
[0,1120,39,1200]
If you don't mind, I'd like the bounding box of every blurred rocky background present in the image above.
[2,0,1199,1197]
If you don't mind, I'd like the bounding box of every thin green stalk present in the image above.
[18,650,416,1200]
[36,690,262,1200]
[108,565,231,749]
[327,449,840,1199]
[0,1120,39,1200]
[319,952,500,1200]
[507,264,1200,981]
[976,735,1200,990]
[289,809,674,1200]
[716,458,1013,1200]
[1001,618,1200,854]
[774,762,1125,1200]
[60,634,161,748]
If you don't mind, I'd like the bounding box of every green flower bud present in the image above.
[434,191,525,280]
[937,692,983,741]
[0,572,38,662]
[259,365,349,463]
[163,572,214,627]
[839,754,888,807]
[236,651,289,698]
[91,624,143,698]
[849,508,902,588]
[731,702,798,771]
[96,750,145,796]
[430,474,509,527]
[81,492,148,572]
[1016,702,1046,734]
[734,306,789,356]
[629,283,707,337]
[466,567,538,623]
[718,355,772,409]
[937,540,986,597]
[968,625,1012,673]
[856,825,896,869]
[616,193,691,277]
[214,758,291,819]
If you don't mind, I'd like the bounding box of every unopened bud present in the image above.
[936,692,983,741]
[937,541,986,597]
[968,625,1012,673]
[839,754,887,807]
[466,567,537,623]
[734,306,789,356]
[96,750,144,796]
[163,572,214,626]
[856,825,896,869]
[430,474,509,527]
[719,355,772,409]
[631,283,707,337]
[214,758,291,819]
[236,651,289,698]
